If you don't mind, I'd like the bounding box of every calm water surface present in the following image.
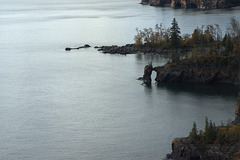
[0,0,240,159]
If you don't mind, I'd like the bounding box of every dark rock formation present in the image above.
[96,44,138,55]
[140,55,240,86]
[166,99,240,160]
[152,56,240,85]
[65,44,91,51]
[171,0,231,9]
[141,0,236,9]
[168,137,240,160]
[140,0,151,5]
[96,44,190,55]
[143,63,153,84]
[233,103,240,125]
[233,93,240,125]
[140,0,171,6]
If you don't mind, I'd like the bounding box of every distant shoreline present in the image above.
[140,0,240,10]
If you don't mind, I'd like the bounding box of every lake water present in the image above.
[0,0,240,159]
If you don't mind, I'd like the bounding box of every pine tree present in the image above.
[204,117,217,143]
[189,122,198,140]
[204,117,210,142]
[170,18,181,47]
[225,35,233,53]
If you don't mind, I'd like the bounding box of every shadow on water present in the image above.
[156,82,239,98]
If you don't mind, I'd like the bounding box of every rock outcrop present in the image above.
[233,103,240,125]
[140,0,236,9]
[171,0,231,9]
[167,99,240,160]
[142,63,153,84]
[169,137,240,160]
[96,44,191,55]
[145,55,240,85]
[233,93,240,125]
[96,44,139,55]
[140,0,171,6]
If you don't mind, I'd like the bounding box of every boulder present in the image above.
[84,44,91,48]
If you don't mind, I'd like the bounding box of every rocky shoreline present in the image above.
[96,44,191,55]
[167,137,240,160]
[165,98,240,160]
[139,55,240,159]
[140,55,240,85]
[140,0,240,9]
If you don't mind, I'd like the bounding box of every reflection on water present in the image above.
[157,83,239,98]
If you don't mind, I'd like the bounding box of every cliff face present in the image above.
[171,0,231,9]
[141,0,233,9]
[170,137,240,160]
[168,101,240,160]
[152,56,240,85]
[233,93,240,125]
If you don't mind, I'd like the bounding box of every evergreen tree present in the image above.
[204,117,210,142]
[189,122,198,140]
[225,35,234,53]
[170,18,181,47]
[208,120,215,143]
[204,117,217,143]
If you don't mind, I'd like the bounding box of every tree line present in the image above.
[189,117,240,144]
[134,17,240,57]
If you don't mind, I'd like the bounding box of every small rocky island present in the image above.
[140,0,240,9]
